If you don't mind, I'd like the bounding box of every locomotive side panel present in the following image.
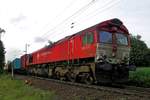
[30,38,70,64]
[29,31,97,65]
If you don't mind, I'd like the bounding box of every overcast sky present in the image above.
[0,0,150,61]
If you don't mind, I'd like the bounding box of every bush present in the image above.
[129,67,150,87]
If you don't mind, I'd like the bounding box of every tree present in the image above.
[0,28,5,40]
[144,48,150,66]
[0,40,5,73]
[130,35,149,66]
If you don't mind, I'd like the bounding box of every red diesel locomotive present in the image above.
[21,18,135,84]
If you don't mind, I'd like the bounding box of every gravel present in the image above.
[15,75,150,100]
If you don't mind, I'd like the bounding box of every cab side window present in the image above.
[82,32,94,46]
[82,33,87,45]
[87,33,94,44]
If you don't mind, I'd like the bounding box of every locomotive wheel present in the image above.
[84,73,93,85]
[55,71,60,79]
[66,72,76,82]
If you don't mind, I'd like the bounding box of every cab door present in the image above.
[96,31,113,62]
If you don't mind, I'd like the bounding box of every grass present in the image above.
[1,67,150,100]
[0,74,55,100]
[129,67,150,87]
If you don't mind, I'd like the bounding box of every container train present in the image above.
[6,58,20,71]
[10,18,135,84]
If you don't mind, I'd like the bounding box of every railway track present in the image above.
[123,85,150,96]
[23,75,150,98]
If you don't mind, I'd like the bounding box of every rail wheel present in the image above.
[55,71,60,79]
[84,73,93,85]
[66,72,76,82]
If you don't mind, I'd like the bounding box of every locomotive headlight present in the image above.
[112,52,115,57]
[96,56,103,62]
[124,53,129,59]
[122,53,129,63]
[96,50,106,62]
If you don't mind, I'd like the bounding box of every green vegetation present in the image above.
[0,40,5,74]
[130,35,150,66]
[129,67,150,87]
[0,75,55,100]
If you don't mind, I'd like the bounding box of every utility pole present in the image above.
[12,55,16,79]
[25,43,30,75]
[24,43,30,66]
[11,61,14,79]
[25,43,30,54]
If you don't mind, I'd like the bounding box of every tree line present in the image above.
[0,40,5,74]
[0,28,5,74]
[130,35,150,66]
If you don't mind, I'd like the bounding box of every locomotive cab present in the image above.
[95,18,135,83]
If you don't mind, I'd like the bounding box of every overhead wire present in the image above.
[43,0,121,41]
[28,0,78,51]
[73,0,120,24]
[75,0,121,24]
[36,0,78,36]
[41,0,98,39]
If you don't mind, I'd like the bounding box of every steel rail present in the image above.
[27,75,150,98]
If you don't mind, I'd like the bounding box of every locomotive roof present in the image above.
[53,18,129,44]
[30,18,129,54]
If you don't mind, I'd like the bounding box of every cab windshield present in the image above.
[99,31,128,45]
[116,33,128,45]
[99,31,112,43]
